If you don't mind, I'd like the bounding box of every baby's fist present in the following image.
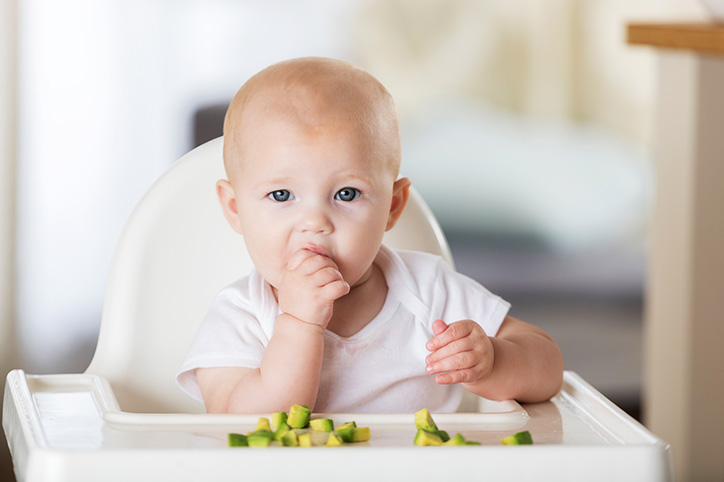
[278,249,350,327]
[425,319,494,385]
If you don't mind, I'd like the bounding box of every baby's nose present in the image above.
[298,207,333,234]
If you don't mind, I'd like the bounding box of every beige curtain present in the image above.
[351,0,707,145]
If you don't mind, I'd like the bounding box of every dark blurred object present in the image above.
[192,103,229,148]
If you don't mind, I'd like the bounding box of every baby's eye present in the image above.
[335,187,361,202]
[268,190,293,202]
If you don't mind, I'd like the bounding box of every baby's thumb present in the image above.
[432,319,448,336]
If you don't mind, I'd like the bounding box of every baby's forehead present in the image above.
[224,58,401,178]
[246,73,384,126]
[245,87,346,129]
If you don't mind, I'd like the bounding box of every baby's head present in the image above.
[217,57,410,290]
[223,57,401,184]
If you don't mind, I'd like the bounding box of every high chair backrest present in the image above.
[85,137,454,413]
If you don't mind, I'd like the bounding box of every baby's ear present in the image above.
[386,177,411,231]
[216,179,243,234]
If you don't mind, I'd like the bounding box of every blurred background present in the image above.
[0,0,712,479]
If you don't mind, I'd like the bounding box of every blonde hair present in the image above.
[222,57,401,181]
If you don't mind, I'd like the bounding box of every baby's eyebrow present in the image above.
[254,177,293,190]
[335,172,376,187]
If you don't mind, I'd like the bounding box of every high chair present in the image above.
[83,135,457,415]
[4,137,672,481]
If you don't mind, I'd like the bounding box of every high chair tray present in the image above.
[3,370,672,482]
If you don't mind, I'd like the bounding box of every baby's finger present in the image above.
[425,350,477,376]
[426,320,473,351]
[310,266,345,288]
[287,248,318,271]
[295,252,339,275]
[425,337,475,365]
[434,369,480,385]
[432,319,447,336]
[320,279,351,301]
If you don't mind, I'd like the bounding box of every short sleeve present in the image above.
[390,247,510,338]
[433,259,510,337]
[175,277,272,402]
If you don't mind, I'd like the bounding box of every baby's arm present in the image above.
[425,317,563,403]
[197,250,349,413]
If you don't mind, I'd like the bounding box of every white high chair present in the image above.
[83,136,455,415]
[3,137,672,482]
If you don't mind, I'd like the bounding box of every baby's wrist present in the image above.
[275,312,325,335]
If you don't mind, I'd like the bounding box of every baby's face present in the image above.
[228,113,399,291]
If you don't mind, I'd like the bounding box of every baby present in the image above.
[176,57,563,414]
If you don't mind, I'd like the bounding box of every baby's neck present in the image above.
[326,263,387,338]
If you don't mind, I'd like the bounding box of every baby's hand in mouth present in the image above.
[279,248,349,327]
[302,245,329,258]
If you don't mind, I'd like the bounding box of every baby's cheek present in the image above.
[258,264,285,294]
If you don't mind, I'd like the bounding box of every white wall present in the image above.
[1,0,18,373]
[1,1,20,480]
[15,0,358,372]
[14,0,709,373]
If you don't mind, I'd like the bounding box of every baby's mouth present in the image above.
[303,245,329,258]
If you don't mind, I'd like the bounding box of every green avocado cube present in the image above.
[325,433,344,446]
[248,430,273,447]
[273,422,292,442]
[435,430,450,442]
[298,432,312,447]
[337,421,357,430]
[466,440,481,445]
[228,433,248,447]
[288,404,312,429]
[442,433,467,446]
[501,430,533,445]
[282,430,299,447]
[337,428,354,443]
[255,417,271,433]
[414,408,439,432]
[413,429,443,446]
[271,411,288,429]
[337,427,371,443]
[309,418,335,432]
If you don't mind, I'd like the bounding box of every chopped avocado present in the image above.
[271,411,288,429]
[337,427,371,443]
[325,433,344,446]
[466,441,481,445]
[501,430,533,445]
[228,433,248,447]
[336,427,355,443]
[337,421,357,430]
[309,418,335,432]
[282,430,299,447]
[255,417,271,433]
[288,404,312,429]
[442,433,467,446]
[298,432,312,447]
[414,408,439,432]
[248,430,273,447]
[355,427,371,442]
[413,429,443,446]
[411,408,476,447]
[273,422,292,442]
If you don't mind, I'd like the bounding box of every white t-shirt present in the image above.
[176,245,510,413]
